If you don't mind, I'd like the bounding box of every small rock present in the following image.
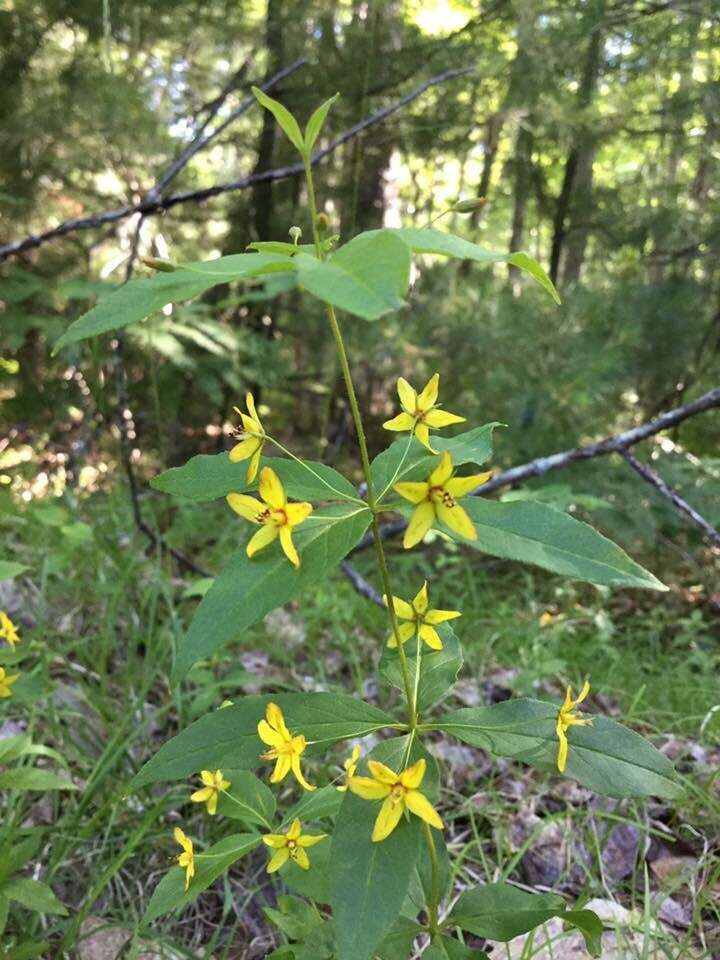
[602,823,641,882]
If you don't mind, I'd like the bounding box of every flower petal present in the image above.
[397,377,417,413]
[404,789,444,829]
[246,392,260,423]
[270,753,292,783]
[247,523,279,557]
[403,501,435,549]
[259,467,286,509]
[229,437,260,463]
[424,607,461,625]
[207,792,218,815]
[279,525,300,568]
[424,408,465,428]
[285,501,313,526]
[414,423,436,453]
[445,471,492,498]
[293,846,310,870]
[267,847,290,873]
[412,581,429,615]
[348,776,391,800]
[387,621,416,648]
[418,623,443,650]
[436,499,477,540]
[226,493,263,521]
[287,818,302,840]
[417,373,439,410]
[384,594,415,621]
[266,702,291,738]
[298,833,327,848]
[556,729,568,772]
[247,445,263,483]
[429,451,453,487]
[372,797,404,842]
[367,761,399,785]
[263,833,287,849]
[291,753,316,791]
[190,787,213,803]
[393,481,429,505]
[400,759,426,790]
[382,412,415,432]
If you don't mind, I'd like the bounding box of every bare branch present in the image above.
[621,449,720,547]
[340,561,384,606]
[0,65,473,261]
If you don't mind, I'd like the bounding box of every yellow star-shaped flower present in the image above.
[173,827,195,891]
[394,450,490,549]
[556,681,593,772]
[258,702,315,791]
[349,758,443,842]
[263,818,327,873]
[227,466,312,568]
[383,581,460,651]
[383,373,465,453]
[0,667,19,699]
[190,769,230,816]
[0,611,20,651]
[229,392,266,482]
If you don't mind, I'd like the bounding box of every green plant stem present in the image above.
[303,158,417,730]
[422,820,441,936]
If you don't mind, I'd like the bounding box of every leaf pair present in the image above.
[252,86,338,156]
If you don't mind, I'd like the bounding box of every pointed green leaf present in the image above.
[424,935,489,960]
[143,833,260,923]
[252,86,305,153]
[380,625,463,712]
[508,251,561,303]
[0,769,76,791]
[448,882,566,940]
[305,93,339,151]
[433,698,681,799]
[152,454,358,503]
[376,917,421,960]
[562,909,603,957]
[173,503,370,680]
[0,735,32,763]
[131,692,394,788]
[0,562,29,581]
[3,878,67,916]
[294,232,411,320]
[282,783,344,826]
[53,253,295,352]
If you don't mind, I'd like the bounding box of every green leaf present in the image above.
[3,878,67,916]
[447,882,566,940]
[0,734,32,763]
[0,562,28,581]
[252,86,306,153]
[0,834,42,883]
[53,253,294,353]
[457,499,668,591]
[0,769,76,791]
[282,836,332,904]
[305,93,339,151]
[131,692,395,788]
[2,941,49,960]
[424,935,489,960]
[376,917,420,960]
[366,227,560,303]
[282,783,344,826]
[372,423,501,499]
[264,895,324,940]
[152,454,358,503]
[562,909,603,957]
[143,833,260,923]
[215,769,276,828]
[329,736,432,960]
[173,503,370,680]
[433,698,681,799]
[380,625,463,712]
[294,232,411,320]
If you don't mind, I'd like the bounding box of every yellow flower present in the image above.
[556,681,593,773]
[263,818,327,873]
[229,392,266,482]
[0,611,20,651]
[349,758,443,842]
[383,373,465,453]
[173,827,195,891]
[190,769,230,816]
[226,466,312,568]
[258,702,315,791]
[394,450,490,549]
[337,745,361,792]
[0,667,19,699]
[384,581,460,651]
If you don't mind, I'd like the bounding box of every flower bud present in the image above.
[452,197,487,214]
[288,225,302,245]
[316,212,330,234]
[141,256,176,272]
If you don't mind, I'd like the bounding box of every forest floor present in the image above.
[1,483,719,959]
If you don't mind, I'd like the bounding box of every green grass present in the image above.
[1,486,718,957]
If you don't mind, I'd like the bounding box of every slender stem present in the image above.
[303,158,417,729]
[264,432,366,505]
[422,820,441,936]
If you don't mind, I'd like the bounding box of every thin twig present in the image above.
[340,560,384,607]
[621,449,720,546]
[0,65,473,261]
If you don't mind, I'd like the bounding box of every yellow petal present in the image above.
[403,501,435,549]
[267,846,290,873]
[435,499,477,540]
[293,846,310,870]
[404,789,444,829]
[263,833,288,849]
[270,754,292,783]
[247,445,263,483]
[393,481,429,504]
[259,467,286,509]
[291,753,316,791]
[424,607,461,625]
[383,412,415,432]
[207,792,218,815]
[279,525,300,568]
[400,759,426,790]
[397,377,417,413]
[418,623,443,650]
[229,437,260,463]
[348,776,391,800]
[266,702,291,738]
[445,471,492,498]
[258,720,283,748]
[574,680,591,707]
[387,621,416,648]
[417,373,439,410]
[247,523,279,557]
[246,392,260,423]
[367,761,399,785]
[227,492,264,521]
[298,833,327,848]
[190,787,213,804]
[424,408,465,428]
[557,729,568,772]
[412,581,429,615]
[240,412,261,433]
[173,827,189,850]
[429,451,453,487]
[372,797,404,842]
[200,770,215,786]
[414,423,436,453]
[285,501,313,526]
[287,818,302,840]
[384,594,415,621]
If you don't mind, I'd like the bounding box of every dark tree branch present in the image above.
[340,561,384,607]
[0,66,473,261]
[621,449,720,546]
